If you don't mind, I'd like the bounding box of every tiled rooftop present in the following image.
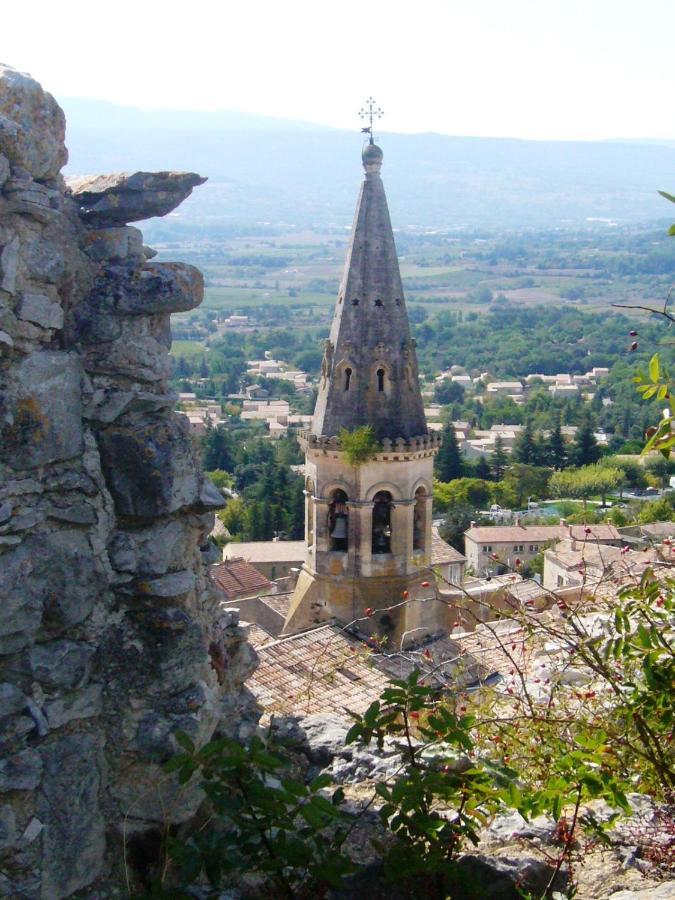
[209,558,272,600]
[431,527,466,565]
[465,524,620,544]
[249,623,488,717]
[249,624,393,716]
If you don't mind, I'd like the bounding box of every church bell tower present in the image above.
[283,132,441,645]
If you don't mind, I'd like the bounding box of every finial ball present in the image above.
[362,142,383,173]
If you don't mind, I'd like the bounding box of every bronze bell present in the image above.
[330,514,348,540]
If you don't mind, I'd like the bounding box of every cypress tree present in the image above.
[490,435,508,480]
[475,456,492,481]
[513,420,538,465]
[547,417,567,470]
[573,414,601,466]
[435,423,464,481]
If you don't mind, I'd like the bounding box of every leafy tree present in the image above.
[434,478,492,513]
[438,505,475,553]
[490,435,508,480]
[433,379,465,405]
[502,463,551,508]
[573,414,601,466]
[435,423,464,481]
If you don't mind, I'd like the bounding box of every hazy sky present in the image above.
[3,0,672,140]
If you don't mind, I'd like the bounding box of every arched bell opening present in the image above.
[372,490,392,554]
[413,486,427,552]
[376,367,385,393]
[328,489,349,552]
[344,367,352,391]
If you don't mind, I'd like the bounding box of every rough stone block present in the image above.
[0,683,26,717]
[0,805,16,851]
[38,734,105,897]
[81,225,144,261]
[97,417,200,518]
[0,351,82,470]
[109,520,194,575]
[29,640,95,691]
[17,293,64,330]
[0,748,42,790]
[0,531,105,653]
[66,171,206,226]
[132,570,196,598]
[0,65,67,180]
[44,683,102,728]
[0,234,20,294]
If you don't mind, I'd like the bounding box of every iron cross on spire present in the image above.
[359,97,383,144]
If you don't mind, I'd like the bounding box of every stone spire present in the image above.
[311,143,427,441]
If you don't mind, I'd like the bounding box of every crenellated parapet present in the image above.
[299,428,442,459]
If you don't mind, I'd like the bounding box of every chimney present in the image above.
[559,518,566,527]
[470,520,476,528]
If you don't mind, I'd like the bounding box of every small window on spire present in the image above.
[377,368,385,392]
[395,298,401,306]
[351,298,359,306]
[344,367,352,391]
[374,298,383,307]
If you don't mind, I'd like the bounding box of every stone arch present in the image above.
[411,476,433,498]
[365,481,402,502]
[320,478,352,499]
[327,488,349,552]
[372,490,393,554]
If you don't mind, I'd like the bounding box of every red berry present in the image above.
[402,590,409,599]
[421,580,430,587]
[364,607,374,617]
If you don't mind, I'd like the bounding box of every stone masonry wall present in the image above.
[0,64,257,897]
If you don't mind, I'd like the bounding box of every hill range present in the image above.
[60,98,675,231]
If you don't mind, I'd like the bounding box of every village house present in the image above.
[543,539,661,591]
[222,539,306,580]
[463,522,621,575]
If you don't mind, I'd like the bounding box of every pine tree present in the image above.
[547,417,567,470]
[435,423,464,481]
[513,420,538,465]
[475,456,492,481]
[490,435,508,480]
[203,425,235,472]
[573,414,601,466]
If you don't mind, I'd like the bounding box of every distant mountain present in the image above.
[59,98,675,230]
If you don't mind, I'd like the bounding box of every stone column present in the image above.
[350,500,373,576]
[391,499,415,575]
[313,497,331,558]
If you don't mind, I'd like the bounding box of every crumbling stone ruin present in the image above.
[0,64,257,896]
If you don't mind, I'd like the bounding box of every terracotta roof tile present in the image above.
[210,558,272,600]
[465,524,620,544]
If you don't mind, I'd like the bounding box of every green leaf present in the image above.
[649,354,660,383]
[175,730,195,753]
[658,190,675,204]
